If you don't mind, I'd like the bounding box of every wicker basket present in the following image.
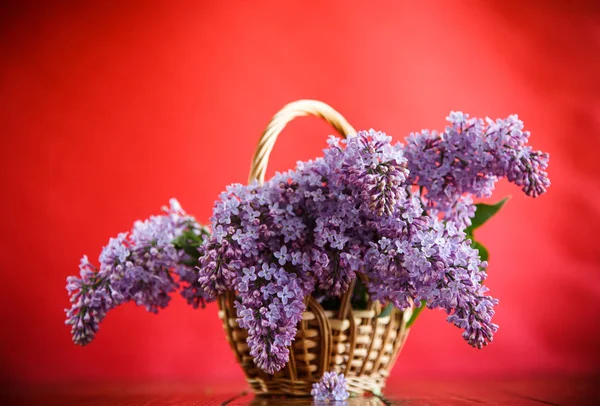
[217,100,413,396]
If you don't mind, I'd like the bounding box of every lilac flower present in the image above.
[199,120,549,370]
[234,264,307,374]
[65,256,118,345]
[324,130,409,217]
[70,111,548,375]
[311,371,350,401]
[65,199,211,345]
[403,112,550,228]
[273,245,289,265]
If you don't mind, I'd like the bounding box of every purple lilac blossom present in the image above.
[200,118,548,373]
[311,371,350,401]
[403,112,550,228]
[234,264,307,374]
[67,112,547,373]
[65,199,211,345]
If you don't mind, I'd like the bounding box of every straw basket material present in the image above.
[217,100,413,396]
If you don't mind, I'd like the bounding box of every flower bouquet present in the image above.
[66,100,550,399]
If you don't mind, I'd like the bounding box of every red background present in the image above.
[1,1,599,386]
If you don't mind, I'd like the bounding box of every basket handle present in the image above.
[248,100,357,184]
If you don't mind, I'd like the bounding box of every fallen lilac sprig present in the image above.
[311,371,350,402]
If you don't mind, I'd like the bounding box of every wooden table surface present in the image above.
[2,377,599,406]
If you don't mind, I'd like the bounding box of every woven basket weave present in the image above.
[217,100,412,396]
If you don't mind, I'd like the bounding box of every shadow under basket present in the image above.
[218,289,412,396]
[216,100,412,396]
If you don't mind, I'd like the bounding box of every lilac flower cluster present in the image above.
[198,117,549,374]
[234,264,305,373]
[311,371,350,402]
[65,199,211,345]
[66,111,549,380]
[404,112,550,228]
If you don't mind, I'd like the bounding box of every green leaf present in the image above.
[472,240,489,262]
[182,245,201,259]
[405,300,427,328]
[378,303,394,318]
[171,227,208,262]
[466,197,510,234]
